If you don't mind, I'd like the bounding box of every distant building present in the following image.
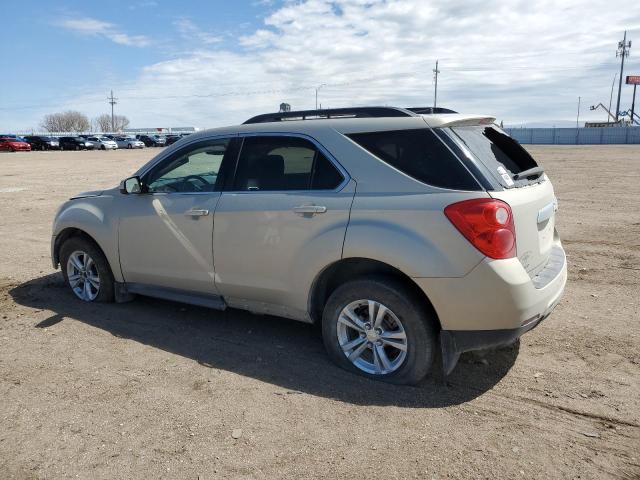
[584,121,630,128]
[123,127,199,134]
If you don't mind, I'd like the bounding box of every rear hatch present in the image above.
[445,125,557,278]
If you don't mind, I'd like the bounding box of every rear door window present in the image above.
[233,136,344,191]
[449,126,540,187]
[347,129,480,191]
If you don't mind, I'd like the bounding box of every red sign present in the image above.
[626,75,640,85]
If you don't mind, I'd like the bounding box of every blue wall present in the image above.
[504,127,640,145]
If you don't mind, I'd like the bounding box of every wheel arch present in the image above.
[308,257,442,329]
[53,227,107,268]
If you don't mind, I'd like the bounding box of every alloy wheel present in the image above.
[336,299,408,375]
[66,250,100,301]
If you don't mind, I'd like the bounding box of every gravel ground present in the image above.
[0,145,639,479]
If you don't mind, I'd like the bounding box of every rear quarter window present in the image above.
[346,129,480,191]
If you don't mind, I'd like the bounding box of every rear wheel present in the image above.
[322,277,436,385]
[60,237,114,302]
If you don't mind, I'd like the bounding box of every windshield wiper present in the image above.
[513,166,544,180]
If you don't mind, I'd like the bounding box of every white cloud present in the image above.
[57,17,151,47]
[15,1,640,130]
[174,18,223,45]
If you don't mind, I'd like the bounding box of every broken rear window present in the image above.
[449,126,540,188]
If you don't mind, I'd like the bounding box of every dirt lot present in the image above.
[0,145,639,479]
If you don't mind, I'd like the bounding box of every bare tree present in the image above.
[40,111,90,132]
[113,115,130,131]
[93,114,112,132]
[93,113,130,132]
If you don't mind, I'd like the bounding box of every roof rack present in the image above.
[243,106,419,124]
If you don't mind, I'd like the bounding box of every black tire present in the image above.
[75,145,80,151]
[322,276,437,385]
[127,144,132,149]
[101,145,106,150]
[60,236,115,303]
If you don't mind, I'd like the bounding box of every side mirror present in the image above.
[120,176,143,194]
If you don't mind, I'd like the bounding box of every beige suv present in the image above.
[51,107,567,384]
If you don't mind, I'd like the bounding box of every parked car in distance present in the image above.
[87,136,118,150]
[165,135,181,146]
[24,136,60,150]
[0,136,32,152]
[59,137,95,150]
[51,106,567,384]
[115,136,145,149]
[135,135,165,147]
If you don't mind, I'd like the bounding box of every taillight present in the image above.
[444,198,516,259]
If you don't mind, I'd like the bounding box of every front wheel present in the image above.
[322,277,437,385]
[60,237,114,302]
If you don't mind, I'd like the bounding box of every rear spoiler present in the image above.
[423,114,496,128]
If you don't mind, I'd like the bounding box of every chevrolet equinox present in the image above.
[51,107,567,384]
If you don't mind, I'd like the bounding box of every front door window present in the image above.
[146,139,230,193]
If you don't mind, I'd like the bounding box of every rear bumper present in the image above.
[414,242,567,331]
[414,241,567,373]
[439,296,560,374]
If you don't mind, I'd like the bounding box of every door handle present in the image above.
[185,208,209,216]
[293,205,327,215]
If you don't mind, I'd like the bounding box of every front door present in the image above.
[213,134,354,320]
[118,137,236,294]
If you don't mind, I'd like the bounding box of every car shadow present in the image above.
[9,274,519,408]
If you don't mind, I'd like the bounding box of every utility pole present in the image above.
[315,84,326,110]
[576,96,581,143]
[615,31,631,122]
[433,60,440,109]
[107,90,118,131]
[576,96,581,129]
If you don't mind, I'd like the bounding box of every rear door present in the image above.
[447,126,557,277]
[212,134,353,320]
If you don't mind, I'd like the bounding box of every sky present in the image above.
[1,0,640,131]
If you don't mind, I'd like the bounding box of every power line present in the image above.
[615,31,631,121]
[0,57,627,113]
